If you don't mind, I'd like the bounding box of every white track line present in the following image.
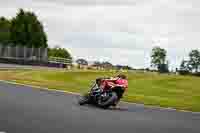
[0,80,80,95]
[0,80,199,114]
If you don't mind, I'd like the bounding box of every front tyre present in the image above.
[98,92,118,109]
[78,95,90,105]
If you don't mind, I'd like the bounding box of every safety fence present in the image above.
[0,43,73,68]
[48,57,72,65]
[0,44,47,61]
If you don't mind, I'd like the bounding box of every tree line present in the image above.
[180,50,200,73]
[48,46,72,62]
[1,9,199,72]
[75,58,132,70]
[150,46,200,74]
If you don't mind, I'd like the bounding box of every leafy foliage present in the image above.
[180,60,190,71]
[76,58,88,65]
[92,61,101,67]
[48,46,72,60]
[188,49,200,72]
[91,61,114,69]
[0,17,11,44]
[179,60,190,75]
[9,9,47,47]
[115,65,132,70]
[179,50,200,74]
[151,46,168,72]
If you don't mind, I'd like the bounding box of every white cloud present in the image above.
[1,0,200,68]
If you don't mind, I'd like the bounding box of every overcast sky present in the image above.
[0,0,200,69]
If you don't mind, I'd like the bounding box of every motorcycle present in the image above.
[78,78,125,109]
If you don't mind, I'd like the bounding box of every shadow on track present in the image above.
[77,103,130,112]
[75,98,129,112]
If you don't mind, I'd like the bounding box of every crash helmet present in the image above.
[117,74,127,79]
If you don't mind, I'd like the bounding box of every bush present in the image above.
[178,70,190,75]
[191,72,200,77]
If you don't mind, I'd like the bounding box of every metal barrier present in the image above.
[48,57,72,65]
[0,43,47,61]
[0,43,73,68]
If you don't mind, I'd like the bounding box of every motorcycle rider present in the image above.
[99,74,128,107]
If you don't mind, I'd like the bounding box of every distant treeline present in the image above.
[48,46,72,62]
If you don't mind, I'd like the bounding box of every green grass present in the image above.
[1,69,200,112]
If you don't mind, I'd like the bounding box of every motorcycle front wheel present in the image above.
[78,94,90,105]
[98,92,118,109]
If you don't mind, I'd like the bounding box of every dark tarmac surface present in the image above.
[0,81,200,133]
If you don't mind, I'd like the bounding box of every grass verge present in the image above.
[0,69,200,112]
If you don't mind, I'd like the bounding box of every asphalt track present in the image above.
[0,82,200,133]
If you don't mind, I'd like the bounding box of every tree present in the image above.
[48,46,72,59]
[92,61,102,69]
[76,58,88,66]
[76,58,88,69]
[123,65,132,70]
[101,61,113,69]
[0,17,11,44]
[151,46,168,72]
[10,8,47,47]
[188,49,200,72]
[115,65,132,70]
[179,60,190,75]
[93,61,101,67]
[180,60,189,71]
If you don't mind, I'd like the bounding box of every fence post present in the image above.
[44,48,48,61]
[23,46,26,60]
[15,45,18,59]
[38,47,41,61]
[7,45,9,57]
[31,46,33,60]
[0,44,2,57]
